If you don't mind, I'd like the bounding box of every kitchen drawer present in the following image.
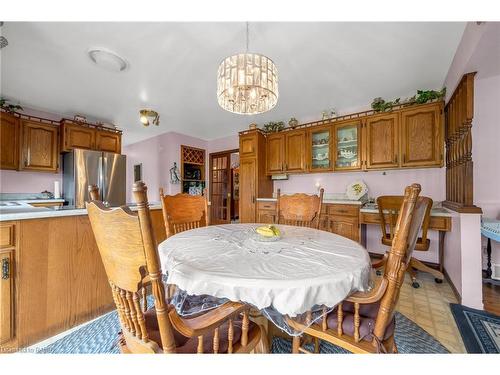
[0,223,15,248]
[429,216,451,232]
[327,204,360,217]
[257,201,276,211]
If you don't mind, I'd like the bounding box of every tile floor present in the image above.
[395,272,466,353]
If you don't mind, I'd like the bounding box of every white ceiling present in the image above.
[0,22,465,145]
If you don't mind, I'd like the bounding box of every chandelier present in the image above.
[217,22,279,115]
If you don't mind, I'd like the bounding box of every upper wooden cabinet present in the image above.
[308,125,333,172]
[95,130,121,154]
[400,102,443,167]
[333,120,362,171]
[285,130,306,172]
[0,113,20,170]
[365,113,400,170]
[266,133,285,174]
[20,120,59,172]
[60,120,122,154]
[239,132,257,158]
[60,121,95,151]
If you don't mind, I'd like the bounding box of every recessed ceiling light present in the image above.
[88,48,128,72]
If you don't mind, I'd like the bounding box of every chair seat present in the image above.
[381,235,430,251]
[143,307,254,353]
[326,302,395,341]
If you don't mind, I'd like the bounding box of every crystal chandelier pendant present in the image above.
[217,23,279,115]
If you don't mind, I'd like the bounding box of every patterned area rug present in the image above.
[37,310,448,354]
[450,303,500,353]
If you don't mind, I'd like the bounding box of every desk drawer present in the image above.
[257,201,276,211]
[327,204,359,217]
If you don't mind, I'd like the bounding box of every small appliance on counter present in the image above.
[63,149,126,208]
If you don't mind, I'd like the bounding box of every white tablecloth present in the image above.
[158,224,371,317]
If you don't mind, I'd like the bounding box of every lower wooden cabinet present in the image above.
[256,201,361,242]
[0,222,16,346]
[21,120,59,172]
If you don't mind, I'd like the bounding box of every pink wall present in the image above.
[0,169,62,194]
[122,132,207,203]
[275,168,446,264]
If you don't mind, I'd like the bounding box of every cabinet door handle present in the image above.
[2,258,10,279]
[252,196,255,204]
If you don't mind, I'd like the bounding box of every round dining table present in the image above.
[158,223,372,319]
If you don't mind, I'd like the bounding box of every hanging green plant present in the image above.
[371,97,401,112]
[371,88,446,113]
[0,97,23,113]
[412,88,446,104]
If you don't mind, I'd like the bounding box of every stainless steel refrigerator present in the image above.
[63,149,127,208]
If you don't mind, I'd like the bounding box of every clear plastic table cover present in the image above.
[159,224,373,336]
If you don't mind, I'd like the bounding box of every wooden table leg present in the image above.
[439,231,446,274]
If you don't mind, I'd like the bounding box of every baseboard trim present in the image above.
[443,268,462,304]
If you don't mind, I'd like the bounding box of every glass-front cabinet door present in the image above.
[308,125,332,172]
[334,121,362,171]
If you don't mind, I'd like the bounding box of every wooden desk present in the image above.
[359,210,452,273]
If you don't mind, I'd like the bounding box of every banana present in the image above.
[256,225,281,237]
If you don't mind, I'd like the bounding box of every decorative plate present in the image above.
[346,180,368,201]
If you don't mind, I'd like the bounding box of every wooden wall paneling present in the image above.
[17,216,113,347]
[443,72,481,213]
[0,113,20,170]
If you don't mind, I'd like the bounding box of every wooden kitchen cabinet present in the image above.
[0,222,16,346]
[20,120,59,172]
[0,113,20,170]
[60,119,122,154]
[95,130,121,154]
[334,120,362,171]
[285,130,307,173]
[239,130,273,223]
[60,121,95,151]
[308,125,333,172]
[266,133,285,174]
[257,201,277,224]
[400,102,443,168]
[365,113,400,170]
[324,204,360,242]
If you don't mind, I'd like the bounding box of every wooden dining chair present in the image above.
[86,181,267,354]
[288,184,429,354]
[159,188,209,238]
[276,188,324,229]
[373,195,444,288]
[88,184,100,201]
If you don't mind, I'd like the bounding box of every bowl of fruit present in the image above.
[254,225,282,242]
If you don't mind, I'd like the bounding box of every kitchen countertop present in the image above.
[0,202,163,222]
[256,197,452,217]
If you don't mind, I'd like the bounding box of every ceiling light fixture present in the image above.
[88,48,128,72]
[217,22,278,115]
[139,109,159,126]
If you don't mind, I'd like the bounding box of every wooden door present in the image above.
[0,223,15,345]
[210,152,231,224]
[0,113,19,170]
[285,130,306,172]
[21,120,59,172]
[266,133,285,174]
[61,122,95,152]
[95,130,121,153]
[400,104,443,167]
[239,158,256,223]
[365,113,399,169]
[308,125,333,172]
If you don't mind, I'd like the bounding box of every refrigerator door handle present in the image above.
[98,155,107,206]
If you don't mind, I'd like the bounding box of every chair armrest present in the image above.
[346,277,388,304]
[169,301,248,337]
